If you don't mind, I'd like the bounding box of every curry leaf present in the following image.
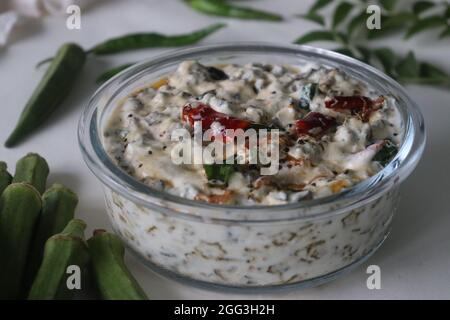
[348,11,368,36]
[405,15,447,39]
[335,32,349,45]
[333,47,357,59]
[374,140,398,166]
[309,0,333,13]
[420,62,450,82]
[396,51,420,78]
[413,1,435,15]
[356,46,372,63]
[296,12,325,25]
[294,30,336,44]
[332,2,354,29]
[368,12,416,39]
[378,0,397,11]
[373,47,397,76]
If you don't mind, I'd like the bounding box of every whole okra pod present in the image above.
[88,230,148,300]
[12,153,49,194]
[0,161,12,195]
[5,43,86,147]
[28,219,90,300]
[24,183,79,294]
[0,183,42,299]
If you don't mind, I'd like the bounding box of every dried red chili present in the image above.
[295,112,336,138]
[325,96,384,122]
[182,103,252,141]
[183,103,251,130]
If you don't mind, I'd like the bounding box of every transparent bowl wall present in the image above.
[79,43,425,290]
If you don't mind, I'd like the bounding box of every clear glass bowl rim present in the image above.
[78,42,426,223]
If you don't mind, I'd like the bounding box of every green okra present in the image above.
[184,0,283,21]
[23,183,78,294]
[0,161,12,195]
[5,43,86,147]
[0,183,42,299]
[88,230,148,300]
[12,153,49,195]
[28,219,90,300]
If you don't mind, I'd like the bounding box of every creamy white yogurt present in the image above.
[104,61,403,205]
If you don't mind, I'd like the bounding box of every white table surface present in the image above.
[1,0,449,300]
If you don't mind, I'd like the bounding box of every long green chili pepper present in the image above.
[87,23,225,55]
[5,43,86,148]
[28,219,90,300]
[184,0,282,21]
[23,183,78,294]
[0,183,42,299]
[96,63,136,84]
[0,162,12,195]
[88,230,148,300]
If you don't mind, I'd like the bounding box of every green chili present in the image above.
[87,23,226,55]
[5,43,86,148]
[204,163,235,187]
[184,0,283,21]
[96,63,135,84]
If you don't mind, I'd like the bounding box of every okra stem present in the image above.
[12,153,49,194]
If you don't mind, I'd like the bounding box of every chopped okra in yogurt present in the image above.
[104,61,403,205]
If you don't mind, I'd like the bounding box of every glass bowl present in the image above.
[78,43,425,291]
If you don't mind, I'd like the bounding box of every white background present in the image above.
[0,0,449,299]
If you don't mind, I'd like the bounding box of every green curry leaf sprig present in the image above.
[294,0,450,88]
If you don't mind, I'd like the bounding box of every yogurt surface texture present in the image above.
[104,61,403,206]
